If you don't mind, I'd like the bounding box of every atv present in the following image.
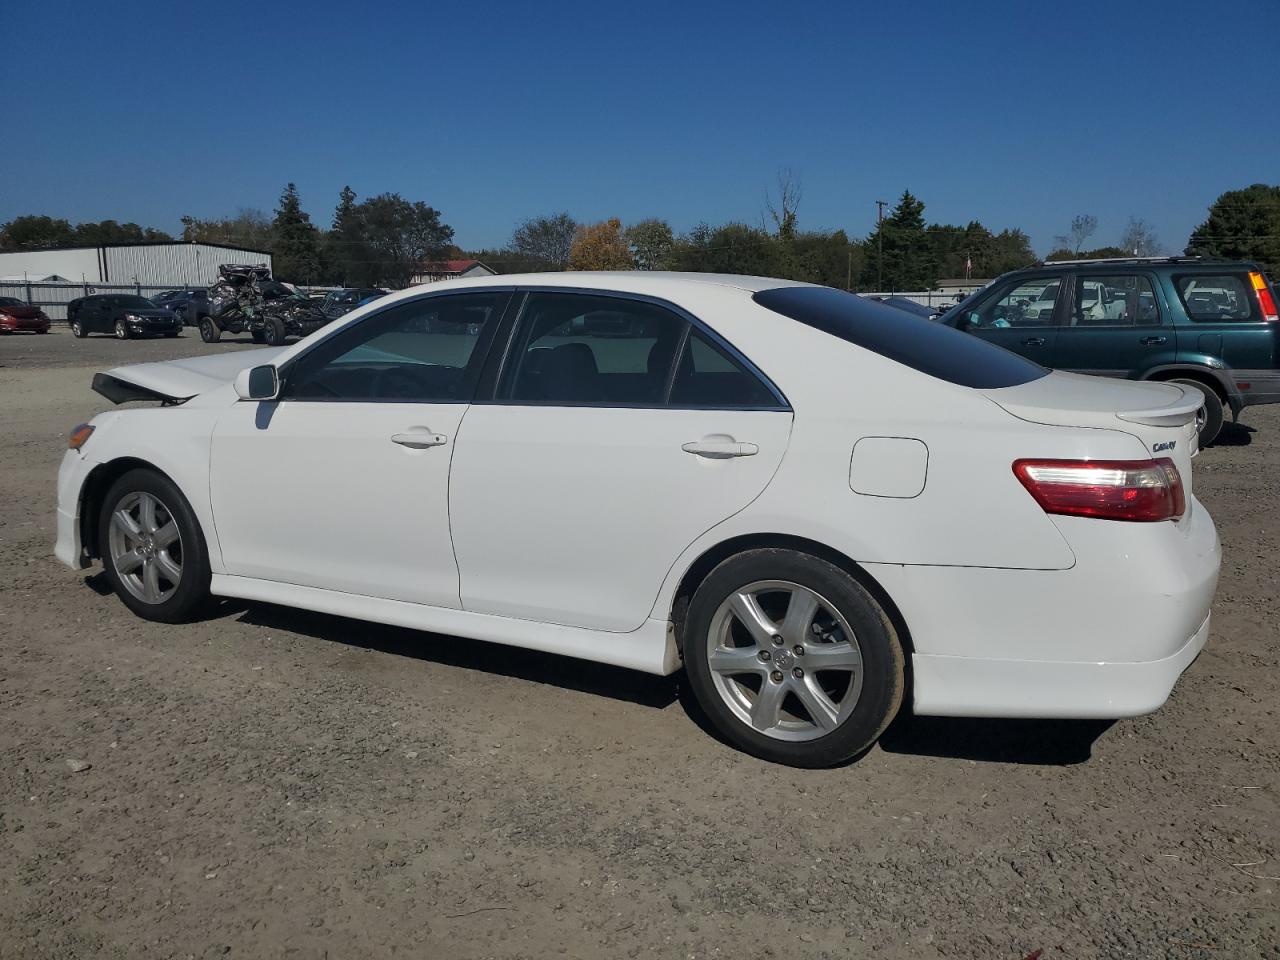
[199,264,330,346]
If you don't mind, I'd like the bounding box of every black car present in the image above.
[66,294,182,340]
[865,295,943,320]
[150,289,211,326]
[320,287,387,319]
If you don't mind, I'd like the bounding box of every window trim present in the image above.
[1061,271,1163,330]
[474,286,791,412]
[276,288,517,404]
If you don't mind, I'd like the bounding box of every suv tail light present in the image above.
[1013,458,1185,522]
[1249,271,1278,322]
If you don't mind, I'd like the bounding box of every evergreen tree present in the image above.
[271,183,321,284]
[1187,184,1280,275]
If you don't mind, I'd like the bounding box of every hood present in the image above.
[92,347,286,404]
[0,305,42,319]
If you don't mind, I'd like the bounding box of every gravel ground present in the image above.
[1,329,1277,959]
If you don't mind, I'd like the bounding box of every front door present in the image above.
[449,291,793,633]
[1049,273,1170,376]
[961,274,1062,362]
[208,290,511,606]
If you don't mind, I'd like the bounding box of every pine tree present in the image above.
[271,183,321,284]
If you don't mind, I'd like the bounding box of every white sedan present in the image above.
[55,273,1220,767]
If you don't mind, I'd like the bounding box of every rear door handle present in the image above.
[1140,335,1167,345]
[1020,336,1047,346]
[682,440,759,459]
[391,430,448,449]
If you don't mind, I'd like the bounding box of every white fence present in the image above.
[0,280,338,321]
[858,290,970,308]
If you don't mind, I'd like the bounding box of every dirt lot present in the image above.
[1,329,1277,960]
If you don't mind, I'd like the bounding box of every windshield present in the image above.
[754,286,1047,389]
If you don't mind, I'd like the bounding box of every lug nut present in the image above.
[770,670,784,683]
[771,634,784,646]
[758,650,771,663]
[811,623,823,635]
[793,645,804,657]
[792,667,804,680]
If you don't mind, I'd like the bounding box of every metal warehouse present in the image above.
[0,241,273,287]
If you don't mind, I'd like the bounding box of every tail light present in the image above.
[1249,271,1278,323]
[1013,458,1185,522]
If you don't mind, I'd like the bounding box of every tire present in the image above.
[250,330,266,344]
[70,320,87,338]
[262,316,287,346]
[114,319,130,340]
[1170,378,1224,447]
[199,318,221,343]
[97,468,211,623]
[683,548,905,767]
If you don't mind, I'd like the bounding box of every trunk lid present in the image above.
[983,370,1202,502]
[92,347,286,404]
[1,305,43,320]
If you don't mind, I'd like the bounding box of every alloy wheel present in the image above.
[107,491,184,604]
[706,580,863,741]
[115,320,127,339]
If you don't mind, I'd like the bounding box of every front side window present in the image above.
[1069,275,1158,326]
[501,293,686,405]
[966,277,1062,328]
[1176,274,1256,322]
[283,292,508,402]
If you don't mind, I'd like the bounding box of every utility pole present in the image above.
[875,200,888,291]
[846,249,852,291]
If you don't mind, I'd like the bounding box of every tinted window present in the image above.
[1175,274,1256,322]
[284,292,507,402]
[113,295,155,308]
[965,277,1061,328]
[502,293,686,405]
[670,330,781,408]
[1069,275,1158,327]
[754,286,1047,389]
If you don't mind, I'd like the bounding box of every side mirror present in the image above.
[234,364,280,401]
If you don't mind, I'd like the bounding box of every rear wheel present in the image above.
[98,469,211,623]
[70,320,87,338]
[262,316,287,346]
[199,318,221,343]
[1170,378,1224,447]
[684,549,905,767]
[114,319,130,340]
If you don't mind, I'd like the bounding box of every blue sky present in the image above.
[4,0,1277,257]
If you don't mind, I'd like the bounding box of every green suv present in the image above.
[944,257,1280,444]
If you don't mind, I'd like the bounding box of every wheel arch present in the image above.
[79,457,183,559]
[1143,363,1238,415]
[667,533,915,665]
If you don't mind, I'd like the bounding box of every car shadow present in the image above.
[878,713,1113,765]
[1210,421,1254,447]
[234,601,680,710]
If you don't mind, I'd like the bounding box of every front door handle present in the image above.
[1021,336,1047,347]
[681,440,759,459]
[1140,335,1167,345]
[391,430,448,449]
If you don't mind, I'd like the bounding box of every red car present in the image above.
[0,296,51,334]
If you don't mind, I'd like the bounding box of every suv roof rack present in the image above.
[1040,255,1208,267]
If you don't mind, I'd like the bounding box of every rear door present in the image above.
[959,274,1062,362]
[1169,271,1280,399]
[448,290,793,632]
[1049,271,1172,376]
[82,296,108,332]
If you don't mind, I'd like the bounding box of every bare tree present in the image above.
[765,169,802,240]
[1053,214,1099,254]
[511,213,577,268]
[1119,217,1162,256]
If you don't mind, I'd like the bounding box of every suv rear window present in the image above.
[753,286,1047,389]
[1175,274,1256,322]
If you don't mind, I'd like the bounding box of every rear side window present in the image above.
[1175,274,1256,322]
[754,286,1047,389]
[1069,275,1159,327]
[670,330,780,408]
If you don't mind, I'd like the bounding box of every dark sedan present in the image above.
[151,289,211,326]
[0,296,51,334]
[67,294,182,339]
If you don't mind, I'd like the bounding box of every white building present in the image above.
[0,241,273,287]
[411,259,497,285]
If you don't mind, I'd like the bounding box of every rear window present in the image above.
[753,286,1047,389]
[1175,274,1256,322]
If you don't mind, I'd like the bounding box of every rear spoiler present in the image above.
[1116,388,1204,428]
[91,372,192,406]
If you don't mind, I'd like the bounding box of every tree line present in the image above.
[2,180,1277,288]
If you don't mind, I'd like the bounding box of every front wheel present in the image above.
[684,549,905,767]
[70,320,88,338]
[98,469,211,623]
[199,318,221,343]
[262,316,287,346]
[1170,378,1224,447]
[114,319,130,340]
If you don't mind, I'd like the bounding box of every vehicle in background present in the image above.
[0,296,51,334]
[151,289,211,327]
[58,274,1217,767]
[66,294,182,340]
[201,264,331,346]
[865,295,943,320]
[941,257,1280,445]
[321,287,387,320]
